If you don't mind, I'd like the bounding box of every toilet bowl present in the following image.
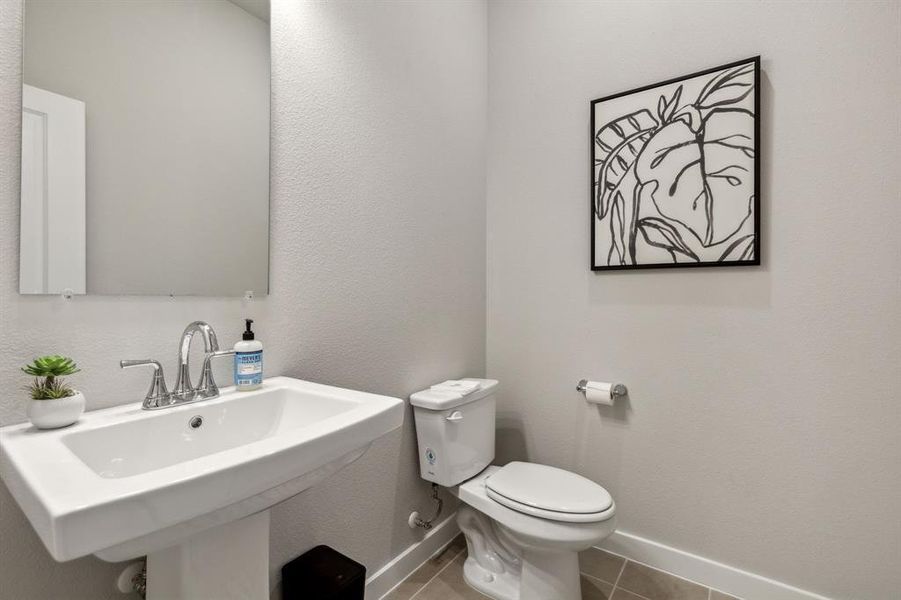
[410,379,616,600]
[453,465,616,600]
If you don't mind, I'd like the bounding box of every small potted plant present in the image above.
[22,355,85,429]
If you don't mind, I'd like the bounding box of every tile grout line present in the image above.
[407,544,468,600]
[609,557,628,598]
[609,560,711,600]
[617,590,654,600]
[601,548,722,598]
[610,552,717,592]
[402,549,724,600]
[608,560,693,600]
[581,571,617,589]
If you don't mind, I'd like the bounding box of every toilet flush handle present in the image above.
[445,411,464,422]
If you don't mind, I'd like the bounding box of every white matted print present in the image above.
[591,57,760,270]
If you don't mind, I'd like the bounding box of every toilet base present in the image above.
[457,504,522,600]
[463,555,520,600]
[462,549,582,600]
[457,504,585,600]
[518,548,581,600]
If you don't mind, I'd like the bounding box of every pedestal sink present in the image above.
[0,376,404,599]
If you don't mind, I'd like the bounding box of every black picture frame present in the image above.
[590,56,760,271]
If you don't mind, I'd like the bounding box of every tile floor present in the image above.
[385,535,742,600]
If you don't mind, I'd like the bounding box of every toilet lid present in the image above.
[486,462,613,520]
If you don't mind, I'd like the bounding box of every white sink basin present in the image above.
[0,376,403,566]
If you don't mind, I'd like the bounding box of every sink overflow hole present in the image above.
[189,416,203,429]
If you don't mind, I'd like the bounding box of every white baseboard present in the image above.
[365,513,460,600]
[599,530,833,600]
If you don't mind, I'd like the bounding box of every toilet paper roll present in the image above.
[583,381,614,406]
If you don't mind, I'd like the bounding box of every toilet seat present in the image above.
[485,462,613,523]
[454,466,616,549]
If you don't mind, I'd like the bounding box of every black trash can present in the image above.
[281,545,366,600]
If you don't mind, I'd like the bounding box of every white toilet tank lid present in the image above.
[486,462,613,515]
[409,378,498,410]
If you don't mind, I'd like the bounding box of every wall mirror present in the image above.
[19,0,270,296]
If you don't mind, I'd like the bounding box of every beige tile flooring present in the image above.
[385,535,742,600]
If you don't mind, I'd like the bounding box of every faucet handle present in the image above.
[196,350,235,399]
[120,359,171,409]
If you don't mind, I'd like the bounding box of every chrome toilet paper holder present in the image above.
[576,379,628,398]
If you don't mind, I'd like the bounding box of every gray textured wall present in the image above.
[0,0,486,597]
[486,2,900,600]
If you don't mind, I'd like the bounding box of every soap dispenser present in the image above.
[234,319,263,391]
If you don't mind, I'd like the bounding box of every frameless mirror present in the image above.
[20,0,270,296]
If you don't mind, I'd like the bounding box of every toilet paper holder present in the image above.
[576,379,628,398]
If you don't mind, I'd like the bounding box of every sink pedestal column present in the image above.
[147,510,270,600]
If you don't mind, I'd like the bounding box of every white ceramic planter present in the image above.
[26,391,85,429]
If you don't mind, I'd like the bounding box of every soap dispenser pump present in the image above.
[234,318,263,391]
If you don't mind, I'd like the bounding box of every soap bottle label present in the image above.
[235,351,263,387]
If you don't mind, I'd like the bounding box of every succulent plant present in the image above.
[22,355,80,400]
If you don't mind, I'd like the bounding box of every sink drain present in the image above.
[189,416,203,429]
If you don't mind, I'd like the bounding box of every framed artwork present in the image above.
[590,56,760,271]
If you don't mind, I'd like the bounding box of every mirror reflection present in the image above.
[20,0,270,296]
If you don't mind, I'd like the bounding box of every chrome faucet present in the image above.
[197,349,235,399]
[172,321,219,401]
[120,359,170,409]
[121,321,234,410]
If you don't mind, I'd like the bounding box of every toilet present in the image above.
[411,379,616,600]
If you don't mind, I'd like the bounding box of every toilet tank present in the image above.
[410,379,498,487]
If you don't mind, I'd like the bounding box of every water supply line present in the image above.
[132,563,147,599]
[409,483,443,529]
[116,560,146,598]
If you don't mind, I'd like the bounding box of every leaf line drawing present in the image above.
[591,58,759,270]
